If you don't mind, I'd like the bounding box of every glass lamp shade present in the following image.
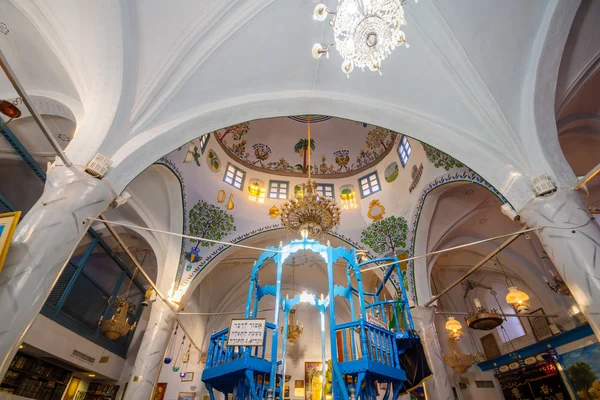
[0,100,21,119]
[445,316,462,333]
[506,286,530,313]
[313,4,328,21]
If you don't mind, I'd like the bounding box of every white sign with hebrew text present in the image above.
[227,318,266,347]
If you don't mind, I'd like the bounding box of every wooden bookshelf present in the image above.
[0,352,71,400]
[83,383,119,400]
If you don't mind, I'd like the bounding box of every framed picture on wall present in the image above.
[0,211,21,272]
[154,383,167,400]
[177,392,196,400]
[64,377,81,400]
[305,361,323,400]
[181,372,194,382]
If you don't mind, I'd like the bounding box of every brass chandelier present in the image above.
[280,117,341,236]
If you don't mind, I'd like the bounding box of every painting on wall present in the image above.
[0,211,20,272]
[177,392,196,400]
[561,342,600,399]
[206,149,221,172]
[384,162,399,183]
[64,377,81,400]
[154,383,167,400]
[305,361,323,400]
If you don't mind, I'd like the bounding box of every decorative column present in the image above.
[0,165,114,377]
[411,306,454,400]
[519,188,600,339]
[124,299,176,400]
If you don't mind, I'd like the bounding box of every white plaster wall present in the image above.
[22,315,126,380]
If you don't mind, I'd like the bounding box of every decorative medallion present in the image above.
[384,162,399,183]
[207,149,221,172]
[409,163,424,193]
[217,190,226,203]
[269,205,280,219]
[367,200,385,221]
[186,247,201,263]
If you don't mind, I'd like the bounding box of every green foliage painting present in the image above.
[360,215,408,255]
[567,362,597,400]
[188,200,236,249]
[422,142,464,171]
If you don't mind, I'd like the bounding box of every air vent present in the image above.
[475,380,494,388]
[71,350,95,364]
[85,153,112,178]
[531,173,556,196]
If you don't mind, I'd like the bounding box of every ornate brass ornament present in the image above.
[217,190,226,203]
[367,200,385,221]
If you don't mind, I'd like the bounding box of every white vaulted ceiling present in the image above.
[0,0,593,210]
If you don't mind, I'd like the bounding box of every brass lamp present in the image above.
[0,98,22,129]
[505,286,530,314]
[445,317,463,340]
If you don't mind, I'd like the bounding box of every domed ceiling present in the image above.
[213,116,398,178]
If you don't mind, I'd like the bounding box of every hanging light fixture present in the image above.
[443,352,474,374]
[283,258,304,344]
[99,250,149,340]
[445,317,463,341]
[544,270,572,296]
[463,281,503,331]
[312,0,417,76]
[280,117,341,237]
[0,98,22,129]
[495,257,530,314]
[505,287,530,314]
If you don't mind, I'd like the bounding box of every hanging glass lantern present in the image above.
[445,317,463,340]
[505,286,530,314]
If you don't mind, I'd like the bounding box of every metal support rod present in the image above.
[97,214,176,311]
[0,48,72,167]
[574,162,600,190]
[424,226,530,307]
[174,316,201,352]
[434,311,558,319]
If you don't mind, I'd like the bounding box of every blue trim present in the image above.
[0,194,15,213]
[316,182,335,199]
[223,162,246,191]
[53,238,100,317]
[478,323,594,371]
[0,124,46,182]
[358,171,381,199]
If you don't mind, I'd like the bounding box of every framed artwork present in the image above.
[154,383,167,400]
[181,372,194,382]
[177,392,196,400]
[561,342,600,399]
[0,211,20,272]
[64,376,81,400]
[528,308,553,341]
[305,361,323,400]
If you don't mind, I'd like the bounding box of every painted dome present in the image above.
[213,116,398,178]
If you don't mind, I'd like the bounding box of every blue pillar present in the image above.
[268,245,284,392]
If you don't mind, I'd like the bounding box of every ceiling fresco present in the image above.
[213,116,398,177]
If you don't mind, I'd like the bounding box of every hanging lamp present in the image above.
[0,98,22,129]
[444,317,463,341]
[99,250,150,340]
[164,325,179,364]
[280,117,341,237]
[496,257,530,314]
[282,257,304,344]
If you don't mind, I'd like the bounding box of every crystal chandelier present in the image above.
[280,118,341,236]
[312,0,416,75]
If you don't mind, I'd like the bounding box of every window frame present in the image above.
[198,132,210,154]
[268,180,290,199]
[397,135,412,167]
[316,183,335,199]
[223,162,246,191]
[358,171,381,198]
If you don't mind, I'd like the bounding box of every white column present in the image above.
[519,188,600,339]
[411,306,454,400]
[124,299,175,400]
[0,164,114,377]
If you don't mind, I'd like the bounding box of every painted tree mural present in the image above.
[365,126,394,151]
[218,122,250,141]
[567,362,597,400]
[188,200,236,250]
[360,215,408,255]
[294,138,316,173]
[422,143,464,171]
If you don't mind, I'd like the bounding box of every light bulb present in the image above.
[312,43,326,59]
[313,4,328,21]
[341,60,354,75]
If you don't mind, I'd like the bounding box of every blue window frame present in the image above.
[316,183,335,199]
[268,180,289,199]
[198,133,210,154]
[397,135,412,167]
[224,163,246,190]
[359,171,381,198]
